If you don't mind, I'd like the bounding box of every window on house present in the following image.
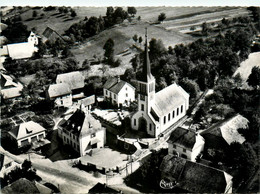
[140,94,145,101]
[164,116,166,124]
[183,148,186,153]
[177,108,179,116]
[181,105,183,113]
[173,144,176,149]
[126,93,128,97]
[64,137,66,142]
[114,94,116,99]
[141,104,144,111]
[126,87,127,90]
[91,133,96,138]
[134,119,136,126]
[106,90,108,95]
[168,113,171,121]
[149,124,152,131]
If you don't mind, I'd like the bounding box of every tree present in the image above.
[32,10,37,17]
[113,7,128,24]
[201,22,209,36]
[82,59,91,71]
[22,160,32,171]
[130,54,140,71]
[247,66,260,89]
[103,38,115,62]
[127,7,137,17]
[71,10,77,17]
[139,36,143,44]
[158,13,166,23]
[179,78,200,99]
[149,38,167,61]
[132,34,138,43]
[106,6,114,17]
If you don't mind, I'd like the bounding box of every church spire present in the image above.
[139,28,154,82]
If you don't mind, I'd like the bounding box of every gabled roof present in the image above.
[60,109,103,138]
[0,73,23,99]
[6,42,37,59]
[78,95,95,106]
[1,178,40,194]
[201,114,248,145]
[167,127,196,149]
[160,155,232,193]
[104,77,135,94]
[152,83,189,117]
[9,121,46,140]
[42,27,55,39]
[47,83,71,98]
[56,71,84,91]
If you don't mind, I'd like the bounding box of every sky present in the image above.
[1,0,260,7]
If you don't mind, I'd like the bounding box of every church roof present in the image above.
[167,127,196,149]
[6,42,37,59]
[152,83,189,117]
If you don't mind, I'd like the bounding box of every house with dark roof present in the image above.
[1,178,52,194]
[0,73,23,99]
[103,77,135,107]
[160,155,233,193]
[167,127,204,161]
[131,32,189,137]
[42,26,64,43]
[57,108,106,156]
[88,182,122,193]
[56,71,85,96]
[46,83,72,107]
[8,121,47,148]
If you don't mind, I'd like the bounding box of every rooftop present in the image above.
[104,77,135,94]
[47,83,71,98]
[160,155,232,193]
[152,83,189,117]
[167,127,196,149]
[78,95,95,106]
[56,71,84,91]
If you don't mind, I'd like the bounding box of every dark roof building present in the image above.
[104,77,135,95]
[88,182,122,193]
[160,155,233,193]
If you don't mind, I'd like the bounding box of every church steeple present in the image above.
[139,28,154,82]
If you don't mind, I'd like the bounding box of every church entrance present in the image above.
[138,117,147,133]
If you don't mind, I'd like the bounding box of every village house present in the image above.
[8,121,47,148]
[131,32,189,137]
[103,77,135,107]
[160,154,233,193]
[167,127,205,161]
[56,71,85,97]
[0,72,23,99]
[57,108,106,156]
[0,154,20,178]
[42,26,64,43]
[200,114,249,160]
[0,31,39,60]
[77,95,95,114]
[46,83,72,107]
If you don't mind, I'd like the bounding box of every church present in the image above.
[131,32,190,137]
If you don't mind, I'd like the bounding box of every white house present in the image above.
[1,73,23,99]
[46,83,72,107]
[0,31,39,60]
[167,127,205,161]
[0,154,20,178]
[77,95,95,114]
[103,77,135,107]
[131,33,189,137]
[57,108,106,156]
[8,121,46,148]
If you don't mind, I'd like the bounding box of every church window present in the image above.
[126,93,128,97]
[134,119,136,126]
[141,104,144,111]
[168,113,171,121]
[149,124,152,131]
[177,108,179,116]
[172,111,175,118]
[164,116,166,124]
[181,105,183,113]
[139,83,147,94]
